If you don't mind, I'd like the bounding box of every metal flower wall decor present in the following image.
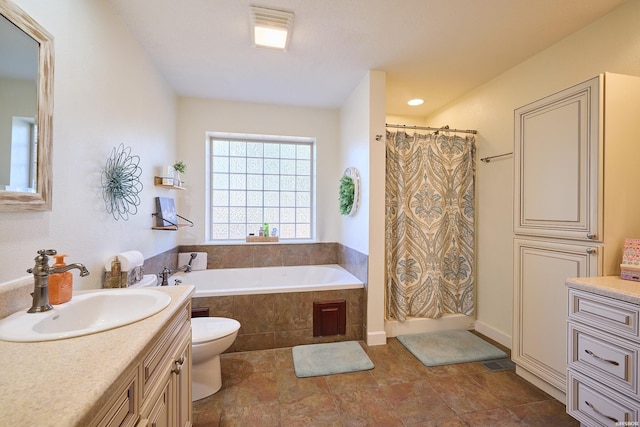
[101,143,143,220]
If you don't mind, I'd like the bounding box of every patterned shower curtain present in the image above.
[385,131,476,321]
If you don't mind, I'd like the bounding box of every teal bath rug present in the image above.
[397,330,507,367]
[292,341,374,378]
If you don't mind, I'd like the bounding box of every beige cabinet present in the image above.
[91,300,192,427]
[567,286,640,426]
[141,327,192,427]
[513,73,640,400]
[514,77,599,241]
[513,238,600,399]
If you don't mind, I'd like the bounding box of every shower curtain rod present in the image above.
[385,123,478,135]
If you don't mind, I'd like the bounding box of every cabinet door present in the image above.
[514,76,600,241]
[144,377,172,427]
[172,334,192,427]
[513,238,600,393]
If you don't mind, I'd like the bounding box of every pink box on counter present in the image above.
[620,238,640,282]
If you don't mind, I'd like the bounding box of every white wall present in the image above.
[424,0,640,345]
[0,0,177,287]
[175,97,340,245]
[339,70,386,345]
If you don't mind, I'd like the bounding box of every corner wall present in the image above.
[339,70,386,345]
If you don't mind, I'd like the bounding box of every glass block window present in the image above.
[209,134,314,241]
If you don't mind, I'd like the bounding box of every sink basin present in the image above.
[0,288,171,342]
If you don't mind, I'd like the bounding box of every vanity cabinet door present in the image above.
[141,316,192,427]
[173,332,192,427]
[514,76,600,241]
[144,377,172,427]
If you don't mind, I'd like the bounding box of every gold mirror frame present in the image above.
[0,0,54,211]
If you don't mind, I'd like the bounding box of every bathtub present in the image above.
[171,264,364,297]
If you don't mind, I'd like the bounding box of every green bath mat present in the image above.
[292,341,374,378]
[397,330,507,367]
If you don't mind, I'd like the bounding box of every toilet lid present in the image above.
[192,317,240,342]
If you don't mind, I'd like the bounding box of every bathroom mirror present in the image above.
[0,0,54,211]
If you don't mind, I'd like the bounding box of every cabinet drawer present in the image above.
[567,370,639,427]
[142,302,190,399]
[569,289,639,339]
[568,321,638,396]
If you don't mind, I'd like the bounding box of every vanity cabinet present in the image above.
[512,73,640,400]
[566,284,640,426]
[91,299,192,427]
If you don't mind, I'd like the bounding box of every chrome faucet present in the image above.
[158,253,197,286]
[158,254,196,286]
[26,249,90,313]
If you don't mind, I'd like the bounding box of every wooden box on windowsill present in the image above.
[246,236,279,243]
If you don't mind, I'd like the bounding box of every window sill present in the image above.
[204,239,318,245]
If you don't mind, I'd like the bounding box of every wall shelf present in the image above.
[246,236,279,243]
[152,197,193,230]
[154,176,185,190]
[151,213,193,230]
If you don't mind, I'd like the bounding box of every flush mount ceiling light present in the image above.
[250,6,294,51]
[408,98,424,106]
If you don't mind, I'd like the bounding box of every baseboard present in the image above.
[473,320,511,349]
[366,330,387,346]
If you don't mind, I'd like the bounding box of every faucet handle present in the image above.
[27,249,58,274]
[35,249,57,263]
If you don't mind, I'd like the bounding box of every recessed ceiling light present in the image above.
[408,99,424,106]
[250,6,294,51]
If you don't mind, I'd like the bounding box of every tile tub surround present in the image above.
[145,242,369,352]
[180,242,339,269]
[0,284,194,426]
[193,288,365,352]
[147,242,368,286]
[178,242,368,280]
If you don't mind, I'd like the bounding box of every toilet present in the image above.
[191,317,241,401]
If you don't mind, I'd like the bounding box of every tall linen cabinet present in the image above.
[512,73,640,401]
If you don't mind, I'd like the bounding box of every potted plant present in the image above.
[172,161,186,186]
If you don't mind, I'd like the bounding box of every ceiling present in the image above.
[108,0,627,117]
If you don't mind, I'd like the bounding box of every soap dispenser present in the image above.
[49,254,73,305]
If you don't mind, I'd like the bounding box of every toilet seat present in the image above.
[192,317,240,344]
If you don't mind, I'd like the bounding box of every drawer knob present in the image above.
[171,355,186,375]
[587,233,597,239]
[585,400,618,423]
[584,349,619,366]
[586,248,597,254]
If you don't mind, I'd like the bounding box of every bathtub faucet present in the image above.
[158,262,193,286]
[26,249,90,313]
[187,252,197,268]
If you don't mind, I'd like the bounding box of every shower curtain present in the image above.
[385,131,476,321]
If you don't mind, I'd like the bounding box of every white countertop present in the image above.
[566,276,640,305]
[0,285,194,427]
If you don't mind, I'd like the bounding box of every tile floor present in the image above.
[192,336,578,426]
